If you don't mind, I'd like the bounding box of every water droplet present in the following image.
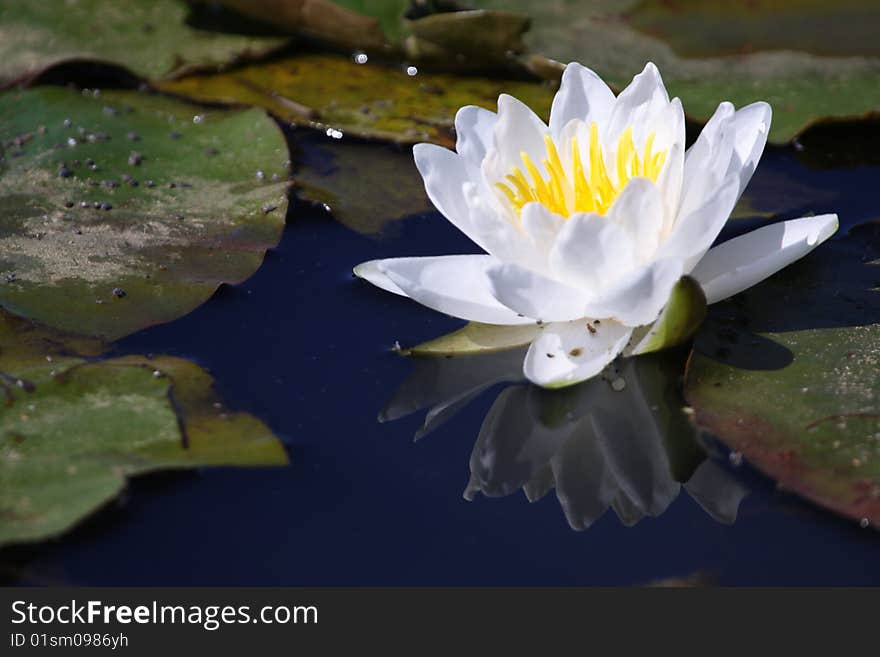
[193,114,205,124]
[406,65,418,76]
[66,137,77,147]
[729,451,743,467]
[610,377,626,392]
[860,518,870,529]
[325,127,343,139]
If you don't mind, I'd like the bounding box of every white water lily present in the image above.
[355,62,838,388]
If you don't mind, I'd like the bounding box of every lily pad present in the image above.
[471,0,880,143]
[210,0,404,49]
[210,1,529,72]
[402,322,540,357]
[0,0,290,87]
[684,223,880,527]
[0,309,287,547]
[0,86,288,340]
[292,131,430,234]
[156,52,554,147]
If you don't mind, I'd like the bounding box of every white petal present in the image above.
[549,63,615,138]
[488,262,591,322]
[658,172,741,271]
[581,257,684,327]
[353,259,405,296]
[691,213,838,304]
[678,101,735,220]
[413,143,493,253]
[548,213,636,290]
[606,178,665,264]
[486,93,549,176]
[606,62,670,149]
[679,101,770,220]
[523,319,632,388]
[454,104,496,169]
[375,255,534,325]
[728,101,772,199]
[521,202,566,264]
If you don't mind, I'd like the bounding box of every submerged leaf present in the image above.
[0,86,288,340]
[0,0,290,87]
[684,224,880,527]
[0,310,287,547]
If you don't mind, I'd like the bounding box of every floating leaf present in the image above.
[157,52,554,146]
[0,86,288,340]
[471,0,880,143]
[211,0,404,48]
[0,310,287,547]
[292,131,429,234]
[627,276,707,356]
[403,322,540,357]
[0,0,290,87]
[684,224,880,527]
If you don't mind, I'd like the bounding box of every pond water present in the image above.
[3,124,880,586]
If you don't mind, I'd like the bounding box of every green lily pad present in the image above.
[0,86,288,340]
[157,52,554,147]
[470,0,880,143]
[0,309,287,547]
[684,223,880,527]
[627,276,707,356]
[0,0,290,87]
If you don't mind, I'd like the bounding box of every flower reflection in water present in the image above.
[382,349,747,530]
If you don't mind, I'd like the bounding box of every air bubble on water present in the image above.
[610,377,626,392]
[729,451,743,467]
[353,51,368,65]
[406,65,418,76]
[860,518,870,529]
[325,128,343,139]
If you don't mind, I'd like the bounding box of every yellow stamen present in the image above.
[494,122,668,218]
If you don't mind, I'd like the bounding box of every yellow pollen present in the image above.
[494,123,667,218]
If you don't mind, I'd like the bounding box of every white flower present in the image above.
[355,62,838,388]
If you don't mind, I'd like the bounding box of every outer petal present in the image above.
[454,104,496,170]
[370,255,533,325]
[728,101,772,199]
[488,263,591,322]
[413,143,492,253]
[523,319,633,388]
[581,258,684,327]
[658,172,741,271]
[679,101,770,220]
[353,259,406,296]
[690,213,838,304]
[549,62,615,138]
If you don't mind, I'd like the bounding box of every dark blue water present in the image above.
[4,132,880,586]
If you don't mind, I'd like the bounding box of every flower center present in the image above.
[494,122,667,217]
